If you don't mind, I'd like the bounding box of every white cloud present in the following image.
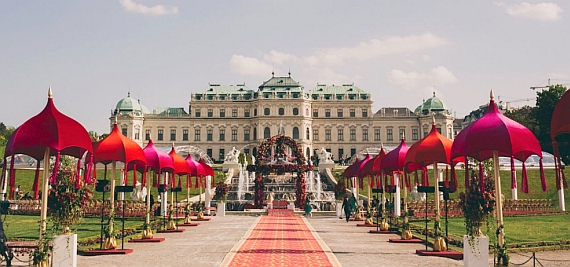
[229,55,275,77]
[494,2,562,21]
[262,50,299,65]
[119,0,179,16]
[386,66,458,90]
[422,55,431,61]
[307,32,449,67]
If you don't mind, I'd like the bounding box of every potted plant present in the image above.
[183,203,193,224]
[103,209,117,250]
[47,156,92,234]
[166,204,176,230]
[400,210,412,240]
[459,173,496,257]
[214,181,229,216]
[433,213,446,251]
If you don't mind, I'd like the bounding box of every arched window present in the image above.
[279,108,285,115]
[254,109,257,116]
[253,147,257,157]
[264,108,270,116]
[264,127,271,138]
[293,127,299,139]
[253,127,257,140]
[306,127,310,140]
[306,147,310,159]
[293,108,299,115]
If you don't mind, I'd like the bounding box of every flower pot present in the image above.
[365,218,374,225]
[433,236,447,252]
[167,220,176,230]
[472,220,485,237]
[184,215,192,224]
[401,229,413,240]
[218,201,226,216]
[142,227,153,239]
[103,237,117,250]
[379,220,390,231]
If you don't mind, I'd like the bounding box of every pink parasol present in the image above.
[354,154,371,189]
[185,155,204,188]
[380,138,409,174]
[198,158,215,188]
[451,91,544,249]
[550,89,570,191]
[0,88,93,240]
[343,157,360,178]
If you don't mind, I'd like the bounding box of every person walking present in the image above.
[304,198,312,217]
[341,196,351,222]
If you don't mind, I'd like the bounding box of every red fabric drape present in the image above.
[50,151,61,184]
[510,156,516,189]
[540,159,547,191]
[522,162,529,193]
[32,160,41,199]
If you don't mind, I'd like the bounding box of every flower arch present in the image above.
[247,134,313,208]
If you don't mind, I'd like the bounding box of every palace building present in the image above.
[111,74,455,162]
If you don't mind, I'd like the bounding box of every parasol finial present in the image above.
[48,87,53,98]
[401,132,405,140]
[380,141,384,149]
[490,89,494,100]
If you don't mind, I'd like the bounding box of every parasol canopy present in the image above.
[168,145,191,176]
[198,158,215,177]
[343,157,360,178]
[361,149,386,177]
[380,138,409,174]
[550,89,570,190]
[93,124,146,166]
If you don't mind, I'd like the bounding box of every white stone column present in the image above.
[351,177,357,197]
[559,168,566,211]
[1,168,7,201]
[160,173,168,217]
[463,236,489,267]
[53,234,77,267]
[394,173,401,217]
[512,171,518,200]
[205,175,211,215]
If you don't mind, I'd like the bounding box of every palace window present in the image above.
[374,129,380,141]
[362,109,368,117]
[253,128,257,140]
[412,129,419,140]
[183,129,188,141]
[293,108,299,115]
[134,128,140,140]
[279,108,284,115]
[351,148,356,156]
[145,129,150,140]
[170,129,176,141]
[399,129,405,140]
[325,129,331,141]
[157,129,164,141]
[121,127,127,136]
[350,109,355,117]
[195,110,201,117]
[194,129,201,141]
[264,127,271,139]
[264,108,270,116]
[254,109,257,117]
[313,109,318,117]
[306,127,310,140]
[337,109,343,118]
[207,129,213,141]
[313,129,319,141]
[231,129,237,141]
[219,129,225,141]
[232,109,237,117]
[207,109,213,117]
[338,129,344,141]
[387,129,393,141]
[325,109,331,118]
[244,109,250,117]
[220,109,226,118]
[350,129,356,141]
[244,129,250,141]
[293,127,299,139]
[219,149,225,161]
[206,149,212,158]
[362,129,368,141]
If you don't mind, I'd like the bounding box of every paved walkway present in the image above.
[72,214,570,267]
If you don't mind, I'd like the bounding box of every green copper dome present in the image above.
[417,92,449,115]
[115,92,144,114]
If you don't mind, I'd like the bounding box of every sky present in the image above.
[1,1,570,134]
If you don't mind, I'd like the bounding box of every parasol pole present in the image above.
[109,161,116,237]
[367,176,371,209]
[402,171,408,216]
[39,147,50,240]
[433,162,440,216]
[493,151,505,247]
[381,171,386,216]
[145,170,152,226]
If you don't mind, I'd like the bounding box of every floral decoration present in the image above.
[214,181,229,201]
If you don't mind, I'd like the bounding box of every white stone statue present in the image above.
[224,146,239,163]
[318,147,333,163]
[130,182,147,201]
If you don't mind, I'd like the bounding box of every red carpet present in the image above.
[221,213,340,267]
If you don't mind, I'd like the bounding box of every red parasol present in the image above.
[380,138,409,174]
[0,88,93,240]
[199,158,215,188]
[168,145,191,188]
[343,157,360,178]
[93,124,146,166]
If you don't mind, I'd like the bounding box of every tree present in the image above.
[534,84,567,144]
[504,105,538,136]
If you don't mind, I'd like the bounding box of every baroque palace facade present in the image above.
[111,74,455,162]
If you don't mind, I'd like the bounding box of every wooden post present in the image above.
[493,151,504,247]
[433,162,440,215]
[109,161,116,232]
[39,147,50,240]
